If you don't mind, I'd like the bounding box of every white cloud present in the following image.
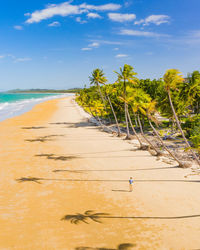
[113,48,119,51]
[120,29,167,37]
[26,2,121,24]
[26,2,82,24]
[80,3,121,11]
[81,47,92,51]
[89,42,100,48]
[135,15,170,26]
[81,42,100,51]
[108,13,136,22]
[48,21,60,27]
[90,40,123,45]
[15,57,32,62]
[76,17,87,24]
[87,13,102,19]
[115,54,128,58]
[0,55,5,59]
[14,25,23,30]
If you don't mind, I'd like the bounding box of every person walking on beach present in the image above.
[129,177,134,192]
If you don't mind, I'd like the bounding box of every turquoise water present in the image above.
[0,93,60,103]
[0,92,70,122]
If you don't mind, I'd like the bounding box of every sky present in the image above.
[0,0,200,90]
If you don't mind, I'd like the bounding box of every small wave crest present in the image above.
[0,94,72,122]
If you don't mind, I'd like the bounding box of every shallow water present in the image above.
[0,93,72,121]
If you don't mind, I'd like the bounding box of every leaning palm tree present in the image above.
[90,69,121,135]
[89,68,110,122]
[114,64,138,139]
[146,101,188,167]
[180,71,200,114]
[103,84,122,136]
[127,87,162,155]
[164,69,200,166]
[118,88,146,149]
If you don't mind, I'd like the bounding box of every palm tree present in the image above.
[115,64,138,139]
[89,68,110,122]
[102,84,122,136]
[119,87,147,149]
[164,69,200,166]
[127,87,162,155]
[180,71,200,114]
[146,101,188,167]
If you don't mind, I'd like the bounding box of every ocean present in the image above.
[0,93,72,122]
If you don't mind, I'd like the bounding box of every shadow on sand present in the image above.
[112,190,130,192]
[49,121,95,128]
[26,134,65,143]
[21,126,47,129]
[61,210,200,224]
[35,154,79,161]
[16,177,200,184]
[52,166,179,173]
[75,243,136,250]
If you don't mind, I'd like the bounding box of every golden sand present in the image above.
[0,96,200,250]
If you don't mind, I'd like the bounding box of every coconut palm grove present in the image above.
[76,66,200,168]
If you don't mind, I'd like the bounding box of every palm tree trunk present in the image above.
[148,115,185,167]
[133,111,139,128]
[124,79,131,139]
[127,108,143,147]
[94,110,104,128]
[168,91,200,166]
[125,103,131,139]
[137,115,161,156]
[105,92,121,136]
[97,85,111,123]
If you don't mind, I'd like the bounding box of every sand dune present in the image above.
[0,96,200,250]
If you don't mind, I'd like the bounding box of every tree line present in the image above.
[76,65,200,168]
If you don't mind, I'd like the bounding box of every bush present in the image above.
[183,115,200,150]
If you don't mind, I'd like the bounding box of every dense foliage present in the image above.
[76,66,200,163]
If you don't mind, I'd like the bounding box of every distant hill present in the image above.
[6,88,81,94]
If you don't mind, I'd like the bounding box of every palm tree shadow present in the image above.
[35,154,79,161]
[52,166,179,173]
[26,134,65,143]
[75,243,136,250]
[26,138,51,142]
[66,121,95,128]
[21,126,47,129]
[16,177,42,184]
[49,122,71,125]
[112,190,130,192]
[61,210,200,225]
[61,210,110,224]
[53,169,85,174]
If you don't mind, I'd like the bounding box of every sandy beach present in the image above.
[0,96,200,250]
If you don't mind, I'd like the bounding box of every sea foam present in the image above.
[0,93,72,122]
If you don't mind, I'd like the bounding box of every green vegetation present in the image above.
[76,66,200,167]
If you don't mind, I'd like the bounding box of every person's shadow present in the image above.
[112,190,130,192]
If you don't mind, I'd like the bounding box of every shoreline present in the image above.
[0,93,72,122]
[0,96,200,249]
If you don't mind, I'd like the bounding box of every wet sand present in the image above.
[0,96,200,250]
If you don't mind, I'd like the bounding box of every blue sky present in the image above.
[0,0,200,90]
